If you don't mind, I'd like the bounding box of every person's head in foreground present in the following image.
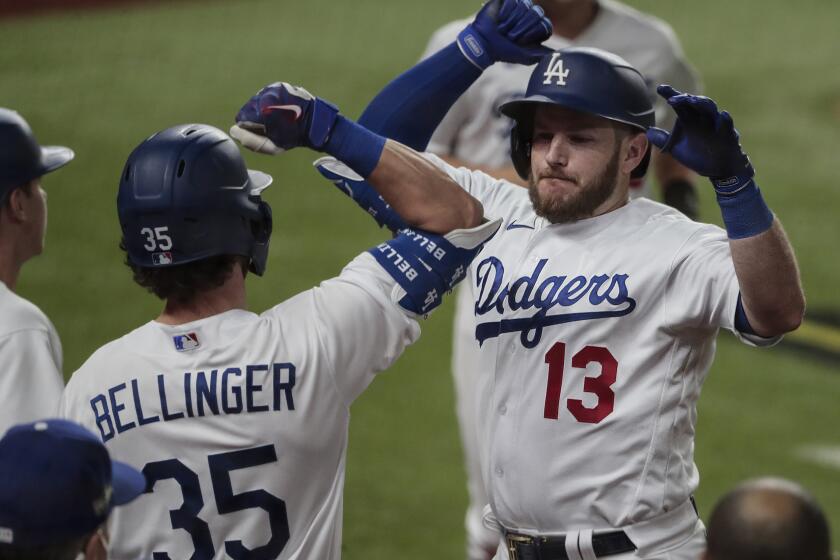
[704,477,833,560]
[0,419,146,560]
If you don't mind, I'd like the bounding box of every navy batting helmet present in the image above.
[499,47,655,180]
[0,108,74,202]
[118,124,273,276]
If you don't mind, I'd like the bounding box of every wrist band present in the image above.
[323,116,387,179]
[712,174,774,239]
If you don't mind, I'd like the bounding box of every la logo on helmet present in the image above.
[543,53,570,86]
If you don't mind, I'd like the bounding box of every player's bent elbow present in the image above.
[752,302,805,337]
[462,196,485,230]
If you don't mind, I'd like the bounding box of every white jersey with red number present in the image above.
[426,154,777,534]
[59,253,419,560]
[421,0,702,174]
[0,280,64,434]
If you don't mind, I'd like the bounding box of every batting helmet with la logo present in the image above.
[500,47,655,180]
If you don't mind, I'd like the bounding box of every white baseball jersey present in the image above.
[59,253,419,560]
[421,0,702,171]
[0,280,63,434]
[426,155,778,546]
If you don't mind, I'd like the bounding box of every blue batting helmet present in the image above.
[118,124,273,275]
[499,47,655,180]
[0,108,74,202]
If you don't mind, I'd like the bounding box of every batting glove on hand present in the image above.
[370,218,502,317]
[231,82,339,155]
[647,85,754,194]
[457,0,553,70]
[313,157,408,232]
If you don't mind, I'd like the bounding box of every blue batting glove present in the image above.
[313,157,408,232]
[231,82,340,154]
[370,218,502,317]
[457,0,553,70]
[647,85,754,194]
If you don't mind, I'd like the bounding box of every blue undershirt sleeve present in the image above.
[357,43,482,151]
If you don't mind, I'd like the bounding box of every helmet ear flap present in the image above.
[510,122,532,181]
[248,201,273,276]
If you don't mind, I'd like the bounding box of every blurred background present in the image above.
[1,0,838,557]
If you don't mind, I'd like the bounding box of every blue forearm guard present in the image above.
[368,221,501,316]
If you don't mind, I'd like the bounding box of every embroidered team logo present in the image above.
[173,332,200,352]
[543,53,570,86]
[473,257,636,348]
[152,252,173,265]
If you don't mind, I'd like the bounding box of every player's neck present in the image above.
[157,271,248,325]
[591,180,630,219]
[544,0,599,40]
[0,239,24,292]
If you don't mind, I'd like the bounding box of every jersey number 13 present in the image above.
[543,341,617,423]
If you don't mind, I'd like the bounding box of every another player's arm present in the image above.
[648,86,804,338]
[654,152,699,218]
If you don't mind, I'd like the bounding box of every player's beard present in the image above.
[528,145,621,224]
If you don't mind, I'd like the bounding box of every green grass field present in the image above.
[2,0,839,557]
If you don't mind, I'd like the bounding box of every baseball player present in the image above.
[0,419,146,560]
[703,478,832,560]
[278,19,804,558]
[0,108,73,434]
[419,5,703,554]
[58,113,500,559]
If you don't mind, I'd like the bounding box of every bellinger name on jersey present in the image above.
[473,256,636,348]
[90,362,297,441]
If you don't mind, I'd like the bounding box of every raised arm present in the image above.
[231,0,552,233]
[357,0,552,149]
[647,86,805,337]
[230,83,481,234]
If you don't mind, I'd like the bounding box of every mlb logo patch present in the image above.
[173,332,200,352]
[153,252,173,265]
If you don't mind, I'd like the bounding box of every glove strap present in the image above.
[323,116,387,178]
[457,26,493,70]
[712,171,774,239]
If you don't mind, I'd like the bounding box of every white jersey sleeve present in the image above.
[422,152,529,220]
[263,253,420,406]
[0,283,63,433]
[665,225,781,347]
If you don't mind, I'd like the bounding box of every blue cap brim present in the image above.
[110,460,146,506]
[40,145,75,175]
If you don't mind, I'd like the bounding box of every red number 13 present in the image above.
[543,342,617,423]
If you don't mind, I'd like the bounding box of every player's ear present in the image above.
[4,184,31,223]
[621,130,648,175]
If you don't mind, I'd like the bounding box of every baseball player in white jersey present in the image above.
[419,6,703,554]
[298,14,805,556]
[58,109,500,558]
[0,108,73,434]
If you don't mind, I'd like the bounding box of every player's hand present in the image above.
[457,0,553,70]
[647,85,754,193]
[314,157,408,232]
[231,82,339,154]
[369,218,502,317]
